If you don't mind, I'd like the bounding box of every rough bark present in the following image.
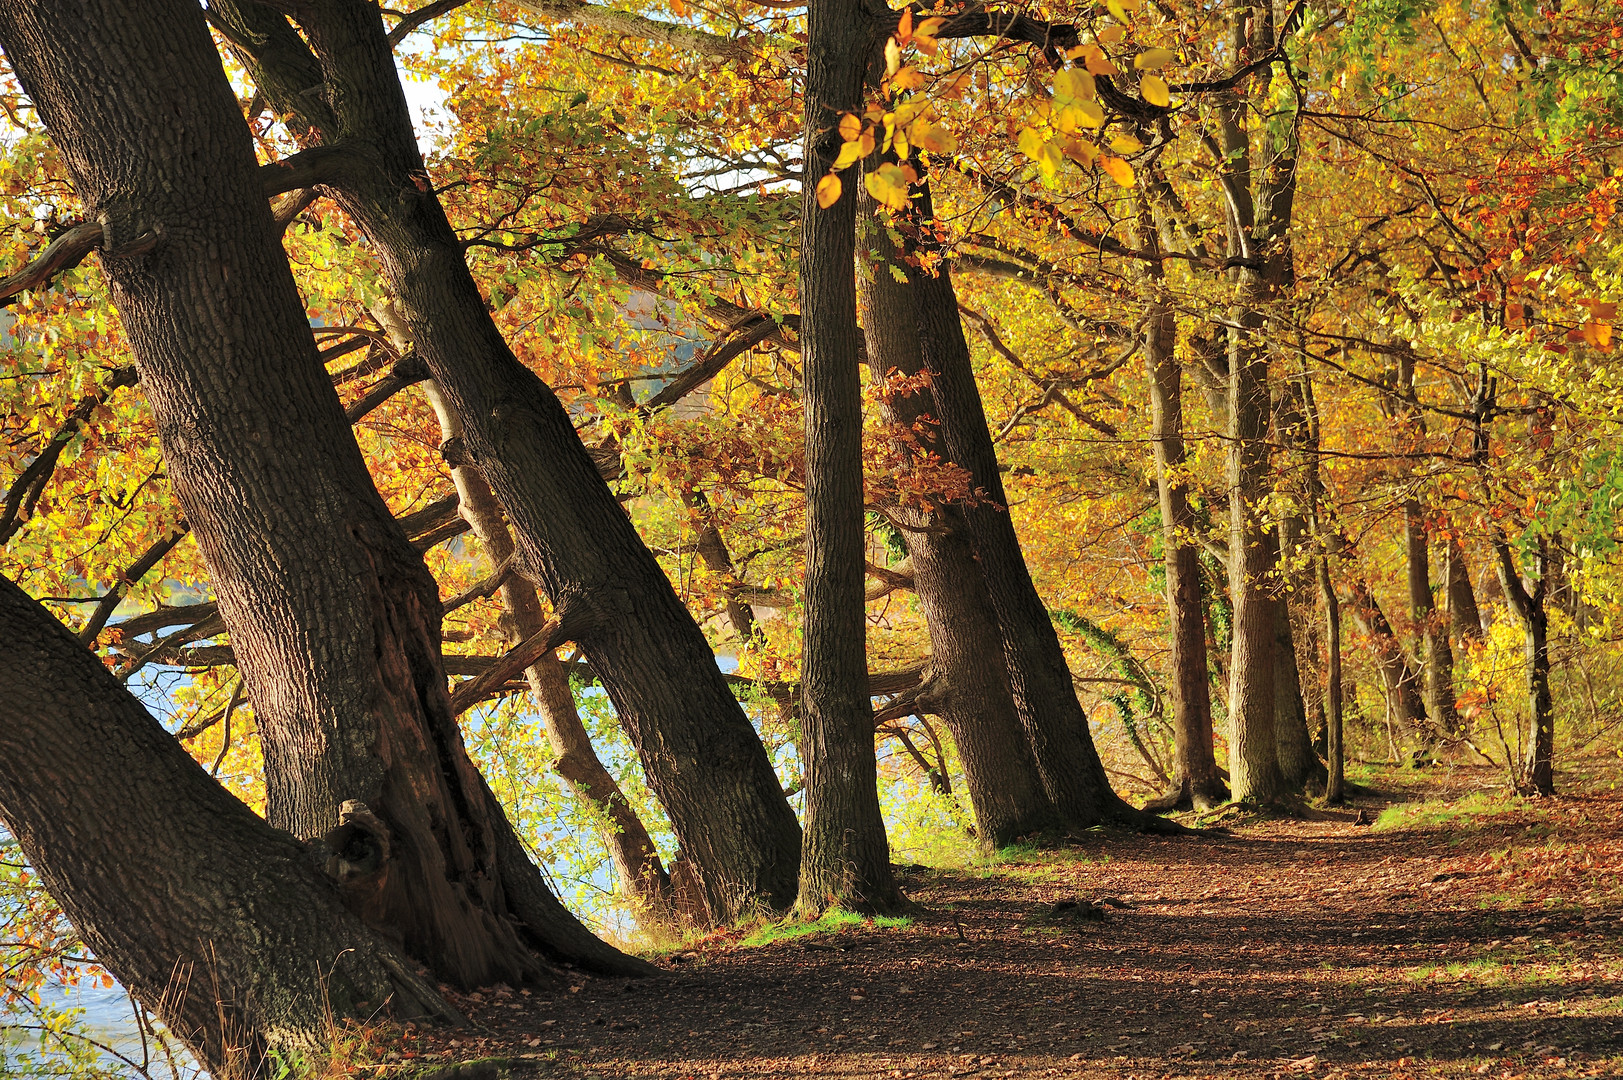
[0,577,456,1078]
[794,0,898,915]
[1136,206,1223,812]
[859,193,1065,844]
[905,185,1140,828]
[214,0,803,920]
[0,0,640,984]
[1271,584,1324,788]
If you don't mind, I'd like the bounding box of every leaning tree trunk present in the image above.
[0,577,457,1078]
[792,0,898,915]
[859,186,1064,844]
[905,182,1141,828]
[1345,578,1431,756]
[1135,202,1223,812]
[0,0,641,985]
[212,0,802,920]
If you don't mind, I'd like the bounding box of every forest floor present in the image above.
[407,760,1623,1080]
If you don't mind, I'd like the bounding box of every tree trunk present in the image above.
[1405,501,1460,734]
[858,189,1065,845]
[1271,586,1325,788]
[904,184,1140,827]
[1136,209,1223,812]
[0,0,642,985]
[1445,535,1486,643]
[0,577,457,1078]
[1491,533,1555,795]
[1318,557,1346,802]
[406,353,676,922]
[215,0,803,920]
[793,0,898,915]
[1345,578,1430,756]
[1224,285,1285,803]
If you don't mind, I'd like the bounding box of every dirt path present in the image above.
[411,764,1623,1080]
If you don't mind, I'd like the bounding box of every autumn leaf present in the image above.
[1083,45,1117,75]
[1056,99,1106,132]
[865,163,914,211]
[1100,155,1135,187]
[1134,47,1176,70]
[1110,133,1144,154]
[1582,321,1614,349]
[1140,74,1170,107]
[910,119,956,155]
[815,173,842,208]
[833,140,864,170]
[838,113,861,142]
[1055,68,1097,102]
[885,36,901,77]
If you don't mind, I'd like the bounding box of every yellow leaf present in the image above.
[1140,73,1170,106]
[1134,47,1176,69]
[833,139,865,170]
[815,172,842,208]
[897,8,913,41]
[1054,68,1097,102]
[1036,138,1064,180]
[839,112,862,142]
[885,36,901,77]
[892,101,928,127]
[910,119,957,154]
[1018,126,1046,161]
[865,163,913,211]
[893,66,927,90]
[1084,45,1117,75]
[1061,137,1098,167]
[1107,0,1131,24]
[917,16,946,37]
[1110,133,1144,154]
[1583,321,1614,349]
[1097,25,1125,43]
[1056,98,1105,130]
[859,129,876,156]
[1100,155,1135,187]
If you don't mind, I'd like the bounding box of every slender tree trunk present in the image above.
[1271,584,1324,787]
[406,359,676,922]
[1136,205,1223,812]
[1318,558,1346,802]
[858,190,1064,844]
[1491,533,1555,795]
[0,578,457,1078]
[215,0,803,919]
[1445,535,1486,643]
[793,0,898,915]
[905,184,1141,827]
[1405,501,1460,734]
[0,0,640,985]
[1346,579,1430,755]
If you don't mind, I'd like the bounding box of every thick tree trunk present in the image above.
[0,0,640,985]
[905,188,1139,827]
[793,0,898,915]
[217,0,803,919]
[1137,229,1223,812]
[859,192,1064,845]
[1224,287,1285,803]
[0,577,456,1078]
[1406,501,1460,734]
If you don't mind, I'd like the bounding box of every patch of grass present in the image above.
[1373,790,1520,831]
[738,909,912,947]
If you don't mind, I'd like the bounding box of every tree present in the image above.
[0,575,456,1077]
[209,0,803,921]
[0,0,640,989]
[795,0,899,915]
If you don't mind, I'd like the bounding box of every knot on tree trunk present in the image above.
[317,800,394,921]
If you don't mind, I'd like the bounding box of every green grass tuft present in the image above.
[1372,790,1520,831]
[739,909,912,947]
